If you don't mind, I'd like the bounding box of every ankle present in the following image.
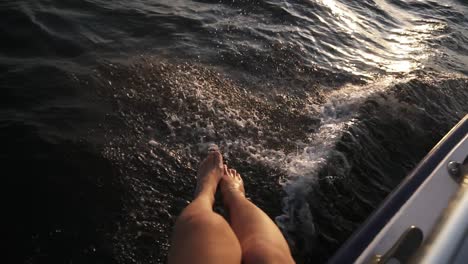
[223,190,246,208]
[194,189,216,205]
[195,177,218,196]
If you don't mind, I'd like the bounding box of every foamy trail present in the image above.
[276,78,396,245]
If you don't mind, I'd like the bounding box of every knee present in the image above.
[242,239,295,264]
[177,210,226,231]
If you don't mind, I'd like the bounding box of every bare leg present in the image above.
[221,166,295,264]
[168,151,242,264]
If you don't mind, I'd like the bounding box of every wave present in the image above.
[276,73,468,263]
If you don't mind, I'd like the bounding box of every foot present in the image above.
[195,150,224,198]
[220,165,245,206]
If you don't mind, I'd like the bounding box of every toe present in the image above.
[208,144,219,152]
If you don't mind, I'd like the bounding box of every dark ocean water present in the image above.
[1,0,468,263]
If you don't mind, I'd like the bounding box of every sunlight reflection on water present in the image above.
[315,0,444,77]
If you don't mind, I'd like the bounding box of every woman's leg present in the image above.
[221,166,295,264]
[168,151,241,264]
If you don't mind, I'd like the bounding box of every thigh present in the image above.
[169,211,242,264]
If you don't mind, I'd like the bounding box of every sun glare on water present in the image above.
[317,0,444,76]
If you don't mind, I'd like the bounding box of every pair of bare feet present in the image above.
[195,150,245,205]
[170,149,295,264]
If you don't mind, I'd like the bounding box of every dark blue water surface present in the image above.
[1,0,467,263]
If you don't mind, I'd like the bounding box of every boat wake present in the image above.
[90,57,468,263]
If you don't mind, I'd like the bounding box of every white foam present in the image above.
[276,78,396,236]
